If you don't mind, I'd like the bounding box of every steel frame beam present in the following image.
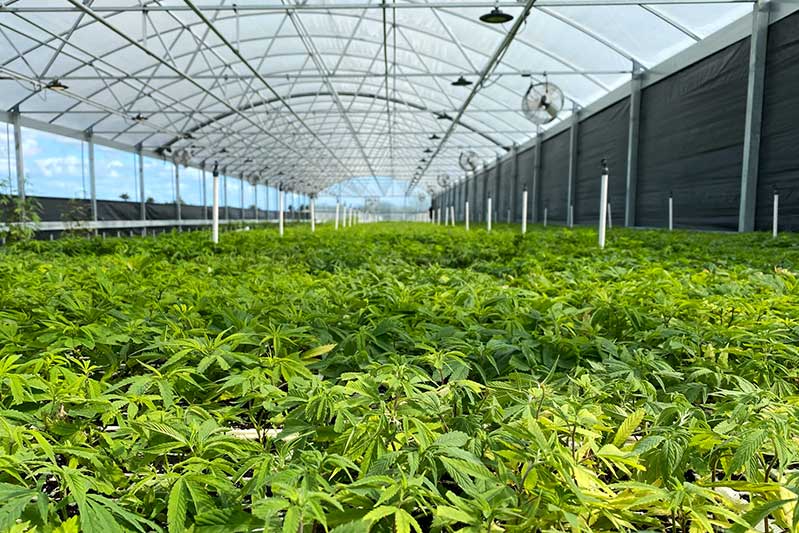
[567,109,579,227]
[738,0,770,232]
[625,67,643,227]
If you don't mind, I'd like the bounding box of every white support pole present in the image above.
[279,187,285,236]
[310,196,316,232]
[350,207,355,227]
[668,194,674,231]
[212,165,220,243]
[487,196,493,232]
[544,207,548,227]
[465,200,470,231]
[450,205,455,227]
[437,207,441,225]
[253,182,258,222]
[138,148,146,234]
[521,188,528,234]
[773,189,779,238]
[86,132,97,225]
[202,165,208,220]
[175,163,182,224]
[444,203,449,225]
[335,201,340,230]
[239,175,245,220]
[568,205,574,228]
[607,203,613,229]
[11,110,25,208]
[598,161,609,249]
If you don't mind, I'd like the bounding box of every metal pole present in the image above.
[510,145,519,223]
[532,133,542,222]
[212,163,220,243]
[599,160,609,249]
[465,200,470,231]
[544,207,548,227]
[487,196,493,232]
[137,148,145,233]
[450,205,455,227]
[738,0,770,233]
[444,199,449,225]
[335,201,340,229]
[175,163,181,224]
[668,193,674,231]
[278,186,284,236]
[310,196,316,232]
[608,203,613,229]
[253,182,258,222]
[625,66,642,227]
[87,132,97,224]
[11,110,25,209]
[521,188,528,234]
[224,172,229,222]
[202,164,207,220]
[567,108,579,227]
[240,175,245,220]
[772,189,778,237]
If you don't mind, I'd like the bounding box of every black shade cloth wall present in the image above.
[539,130,570,223]
[575,98,630,226]
[636,39,749,230]
[517,145,536,221]
[756,11,799,231]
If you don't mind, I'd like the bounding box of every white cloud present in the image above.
[34,155,82,178]
[107,159,124,169]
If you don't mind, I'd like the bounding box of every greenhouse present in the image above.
[1,1,799,532]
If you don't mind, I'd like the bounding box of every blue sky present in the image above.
[0,125,427,211]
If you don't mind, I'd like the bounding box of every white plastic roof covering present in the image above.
[0,0,754,194]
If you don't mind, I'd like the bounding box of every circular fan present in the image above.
[437,174,451,188]
[458,151,479,172]
[522,81,564,125]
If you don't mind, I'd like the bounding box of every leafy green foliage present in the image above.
[1,222,798,531]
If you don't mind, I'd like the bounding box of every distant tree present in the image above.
[146,196,155,204]
[119,193,130,202]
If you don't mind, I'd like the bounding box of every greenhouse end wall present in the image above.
[434,9,799,234]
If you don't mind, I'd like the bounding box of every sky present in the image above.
[0,125,428,212]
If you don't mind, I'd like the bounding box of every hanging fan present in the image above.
[458,151,479,172]
[522,80,564,125]
[437,174,451,188]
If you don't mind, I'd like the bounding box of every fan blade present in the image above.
[544,102,558,119]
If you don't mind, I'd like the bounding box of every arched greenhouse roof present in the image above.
[0,0,755,194]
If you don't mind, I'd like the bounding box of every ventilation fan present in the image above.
[458,151,479,173]
[437,174,451,188]
[522,81,564,125]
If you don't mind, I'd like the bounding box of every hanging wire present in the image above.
[142,8,148,48]
[234,4,240,52]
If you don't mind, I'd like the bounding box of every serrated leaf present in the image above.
[168,478,188,533]
[613,408,645,447]
[729,429,767,477]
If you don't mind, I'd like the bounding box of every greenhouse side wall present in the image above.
[574,99,630,227]
[755,11,799,232]
[539,130,570,224]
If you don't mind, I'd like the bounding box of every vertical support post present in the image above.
[253,182,258,222]
[625,66,642,227]
[599,160,609,249]
[772,188,778,237]
[444,198,449,225]
[224,172,229,222]
[202,164,208,220]
[11,110,25,207]
[175,163,182,224]
[310,195,316,232]
[668,193,674,231]
[335,201,340,230]
[212,163,220,243]
[544,207,548,227]
[738,0,770,233]
[278,185,285,236]
[521,187,528,234]
[531,132,542,222]
[450,205,455,227]
[495,155,502,224]
[240,174,245,220]
[86,131,97,224]
[137,147,146,234]
[465,199,470,231]
[607,203,613,229]
[487,196,493,232]
[567,108,579,227]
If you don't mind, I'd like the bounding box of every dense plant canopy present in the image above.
[1,223,798,532]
